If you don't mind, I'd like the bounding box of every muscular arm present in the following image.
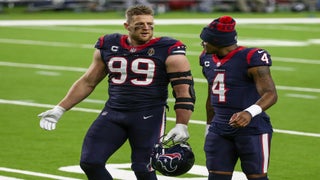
[58,49,107,110]
[229,66,277,128]
[249,66,278,110]
[166,54,193,125]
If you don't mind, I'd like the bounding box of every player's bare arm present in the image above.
[229,66,277,127]
[38,49,107,131]
[164,54,195,142]
[58,49,108,110]
[166,54,194,125]
[250,66,278,110]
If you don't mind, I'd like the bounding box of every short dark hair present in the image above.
[125,5,154,23]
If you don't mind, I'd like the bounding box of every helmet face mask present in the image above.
[150,137,195,176]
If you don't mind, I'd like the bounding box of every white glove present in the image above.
[165,124,189,143]
[38,106,65,130]
[205,124,210,137]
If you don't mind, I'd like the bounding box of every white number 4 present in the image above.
[261,52,269,64]
[212,73,227,102]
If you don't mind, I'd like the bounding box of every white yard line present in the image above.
[2,37,320,49]
[285,93,317,99]
[0,175,23,180]
[0,99,319,138]
[0,167,82,180]
[1,61,320,94]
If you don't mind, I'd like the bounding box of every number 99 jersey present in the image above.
[199,46,273,135]
[95,33,187,111]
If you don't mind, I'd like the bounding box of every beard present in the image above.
[131,32,153,45]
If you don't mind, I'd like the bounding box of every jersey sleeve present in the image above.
[94,33,121,50]
[246,48,272,67]
[94,35,106,49]
[199,52,212,83]
[199,50,206,66]
[163,37,186,56]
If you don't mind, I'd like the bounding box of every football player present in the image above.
[38,5,195,180]
[199,16,277,180]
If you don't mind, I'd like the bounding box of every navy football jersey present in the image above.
[200,46,273,135]
[95,33,186,111]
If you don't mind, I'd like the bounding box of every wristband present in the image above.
[244,104,262,118]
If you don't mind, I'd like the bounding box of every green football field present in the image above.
[0,8,320,180]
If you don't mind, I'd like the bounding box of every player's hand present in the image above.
[38,106,65,130]
[229,112,251,128]
[165,124,189,143]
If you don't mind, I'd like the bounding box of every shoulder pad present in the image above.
[94,33,122,49]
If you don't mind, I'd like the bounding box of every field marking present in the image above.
[0,61,87,72]
[36,71,61,76]
[1,37,320,49]
[1,61,320,94]
[285,93,317,99]
[240,24,320,32]
[0,167,81,180]
[0,38,93,49]
[5,25,319,43]
[1,18,320,26]
[0,164,247,180]
[0,175,23,180]
[59,164,247,180]
[0,99,319,138]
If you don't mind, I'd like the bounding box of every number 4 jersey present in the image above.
[95,33,187,111]
[200,46,273,135]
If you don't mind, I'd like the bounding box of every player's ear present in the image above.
[124,22,129,30]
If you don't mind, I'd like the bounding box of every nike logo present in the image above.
[258,50,264,53]
[143,115,153,119]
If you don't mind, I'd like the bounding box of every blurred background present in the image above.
[0,0,319,14]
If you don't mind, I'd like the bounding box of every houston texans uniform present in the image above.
[96,33,187,111]
[200,46,273,175]
[80,33,187,176]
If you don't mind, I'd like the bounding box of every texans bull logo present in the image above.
[157,153,182,172]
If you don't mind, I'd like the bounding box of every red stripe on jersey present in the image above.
[212,46,245,65]
[246,48,259,64]
[168,41,185,54]
[120,35,161,51]
[99,36,104,48]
